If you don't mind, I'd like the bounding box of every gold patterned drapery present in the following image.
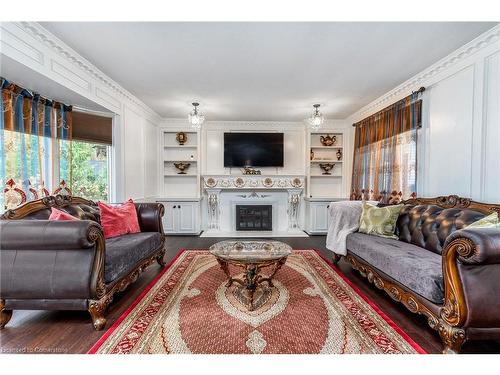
[351,90,423,204]
[1,77,73,210]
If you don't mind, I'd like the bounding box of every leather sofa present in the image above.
[333,195,500,353]
[0,195,166,330]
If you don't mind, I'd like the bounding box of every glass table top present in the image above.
[209,240,292,262]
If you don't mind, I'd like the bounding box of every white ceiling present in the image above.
[39,22,497,121]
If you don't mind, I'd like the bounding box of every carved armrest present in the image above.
[134,203,165,233]
[0,220,106,300]
[444,227,500,265]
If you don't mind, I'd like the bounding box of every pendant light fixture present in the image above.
[308,104,325,131]
[188,102,204,129]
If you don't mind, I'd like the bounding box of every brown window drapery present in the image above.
[351,90,423,204]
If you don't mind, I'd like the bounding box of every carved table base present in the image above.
[216,257,288,311]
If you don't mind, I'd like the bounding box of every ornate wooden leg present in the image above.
[0,299,13,329]
[260,257,286,287]
[332,254,342,265]
[88,295,112,331]
[217,258,233,287]
[156,249,167,267]
[438,321,466,354]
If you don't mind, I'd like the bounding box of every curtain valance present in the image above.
[353,92,422,148]
[1,77,72,139]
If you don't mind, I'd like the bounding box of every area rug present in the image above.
[89,250,425,354]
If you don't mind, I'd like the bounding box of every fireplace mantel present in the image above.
[201,175,306,237]
[202,175,305,190]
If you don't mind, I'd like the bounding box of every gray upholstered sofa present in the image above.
[334,195,500,353]
[0,195,166,331]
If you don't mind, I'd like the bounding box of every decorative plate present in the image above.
[262,177,274,187]
[205,177,217,187]
[234,177,245,188]
[291,178,303,187]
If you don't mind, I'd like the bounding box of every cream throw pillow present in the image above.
[359,202,403,239]
[465,212,500,229]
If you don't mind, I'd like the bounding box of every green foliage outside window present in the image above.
[61,140,109,202]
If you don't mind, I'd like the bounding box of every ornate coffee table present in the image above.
[209,240,292,311]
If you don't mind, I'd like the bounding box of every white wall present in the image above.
[348,25,500,203]
[0,22,161,202]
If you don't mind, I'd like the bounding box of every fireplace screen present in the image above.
[235,205,272,231]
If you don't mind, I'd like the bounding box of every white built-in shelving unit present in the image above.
[158,128,201,235]
[306,131,345,198]
[304,129,348,235]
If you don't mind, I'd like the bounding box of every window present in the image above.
[351,94,422,203]
[60,139,110,202]
[1,78,113,211]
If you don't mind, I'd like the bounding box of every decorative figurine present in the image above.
[242,166,261,175]
[320,134,337,146]
[174,162,191,174]
[336,149,342,161]
[310,150,315,160]
[319,163,335,175]
[175,132,188,145]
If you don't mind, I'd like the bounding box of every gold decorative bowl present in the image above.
[319,163,335,175]
[174,162,191,174]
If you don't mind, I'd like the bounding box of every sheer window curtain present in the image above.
[351,92,422,204]
[0,77,72,211]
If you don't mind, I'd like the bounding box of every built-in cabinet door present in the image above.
[177,203,196,233]
[309,202,330,234]
[311,203,328,232]
[161,202,176,233]
[158,201,200,234]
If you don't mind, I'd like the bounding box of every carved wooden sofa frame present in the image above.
[333,195,500,353]
[0,195,166,330]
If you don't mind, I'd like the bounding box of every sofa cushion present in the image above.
[346,232,444,304]
[359,203,403,239]
[104,232,163,283]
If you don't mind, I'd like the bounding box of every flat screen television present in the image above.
[224,132,284,167]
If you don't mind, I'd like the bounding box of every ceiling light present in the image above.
[188,102,204,129]
[308,104,325,131]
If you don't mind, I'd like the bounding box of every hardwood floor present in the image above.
[1,235,499,354]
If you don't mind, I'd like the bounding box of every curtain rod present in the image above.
[352,87,425,127]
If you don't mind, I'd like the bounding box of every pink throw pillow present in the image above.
[98,199,140,239]
[49,207,79,221]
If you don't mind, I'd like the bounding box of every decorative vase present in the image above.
[175,132,188,145]
[310,150,315,160]
[320,134,337,147]
[174,162,190,174]
[319,163,335,175]
[336,149,342,161]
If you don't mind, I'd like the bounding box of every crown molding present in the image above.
[161,118,349,130]
[347,24,500,122]
[16,22,162,122]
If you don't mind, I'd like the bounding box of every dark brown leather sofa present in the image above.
[333,195,500,353]
[0,195,166,331]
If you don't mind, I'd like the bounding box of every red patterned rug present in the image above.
[89,250,425,354]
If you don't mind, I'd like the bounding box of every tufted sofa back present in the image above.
[396,204,486,255]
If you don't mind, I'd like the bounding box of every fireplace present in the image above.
[236,205,272,231]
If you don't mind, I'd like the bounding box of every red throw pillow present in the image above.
[49,207,79,221]
[98,199,140,239]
